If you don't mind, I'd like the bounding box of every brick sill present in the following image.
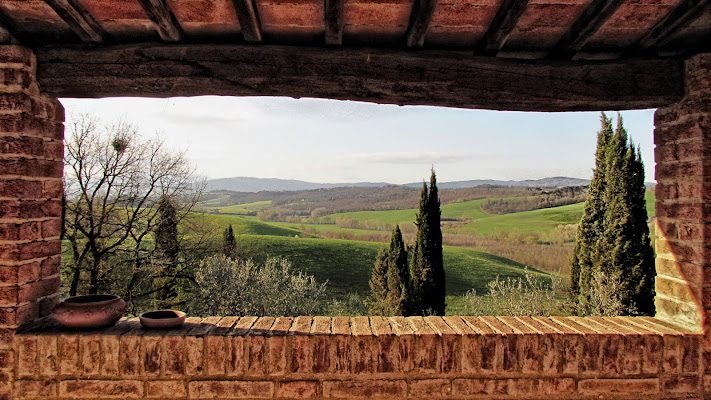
[17,315,693,338]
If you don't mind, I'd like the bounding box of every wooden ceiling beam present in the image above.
[324,0,344,45]
[548,0,627,59]
[35,44,683,112]
[634,0,711,51]
[43,0,107,43]
[231,0,262,42]
[137,0,184,42]
[478,0,530,55]
[405,0,439,47]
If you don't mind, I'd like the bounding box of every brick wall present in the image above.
[654,53,711,331]
[0,44,710,399]
[0,45,64,400]
[12,316,703,399]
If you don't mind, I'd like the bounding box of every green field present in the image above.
[233,234,547,314]
[322,190,656,237]
[196,212,303,237]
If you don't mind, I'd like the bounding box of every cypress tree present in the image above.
[222,224,238,260]
[385,225,410,315]
[367,248,390,315]
[573,113,655,316]
[154,195,180,309]
[572,113,613,311]
[409,169,445,316]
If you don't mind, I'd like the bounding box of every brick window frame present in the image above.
[0,45,709,399]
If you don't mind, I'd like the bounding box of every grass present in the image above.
[199,200,273,215]
[233,234,548,315]
[197,213,303,237]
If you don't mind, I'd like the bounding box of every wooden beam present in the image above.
[35,44,683,112]
[405,0,439,47]
[548,0,627,59]
[478,0,530,55]
[137,0,184,42]
[324,0,344,45]
[44,0,107,43]
[634,0,711,51]
[231,0,261,42]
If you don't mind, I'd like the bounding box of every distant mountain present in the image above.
[205,176,593,193]
[205,177,390,192]
[404,177,591,189]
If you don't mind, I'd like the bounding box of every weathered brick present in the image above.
[16,379,56,398]
[663,335,683,373]
[146,380,187,398]
[323,380,406,398]
[0,240,60,262]
[189,380,273,399]
[682,335,701,373]
[0,114,64,139]
[578,378,659,394]
[452,379,508,396]
[622,335,643,375]
[17,336,37,377]
[59,379,143,398]
[600,334,622,376]
[119,334,141,376]
[642,335,661,374]
[100,335,120,376]
[227,336,245,375]
[409,379,451,397]
[59,336,81,375]
[205,336,226,375]
[185,336,204,376]
[0,46,34,65]
[143,335,162,375]
[163,336,184,376]
[277,381,319,399]
[0,349,11,368]
[0,158,62,178]
[0,199,61,219]
[461,334,481,374]
[663,375,701,394]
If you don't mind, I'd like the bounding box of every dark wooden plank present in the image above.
[548,0,627,59]
[137,0,184,42]
[634,0,711,51]
[324,0,344,45]
[231,0,261,42]
[35,44,683,111]
[405,0,439,47]
[478,0,530,55]
[43,0,107,43]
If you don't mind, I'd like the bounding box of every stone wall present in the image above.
[0,44,710,399]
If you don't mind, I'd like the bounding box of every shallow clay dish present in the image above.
[139,310,186,329]
[52,294,127,329]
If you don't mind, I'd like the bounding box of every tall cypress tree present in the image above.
[572,113,655,316]
[385,225,410,315]
[572,113,613,310]
[409,169,445,316]
[222,224,238,260]
[154,195,180,309]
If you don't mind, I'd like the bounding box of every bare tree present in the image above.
[62,114,204,311]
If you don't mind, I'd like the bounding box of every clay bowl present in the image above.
[139,310,186,329]
[52,294,127,329]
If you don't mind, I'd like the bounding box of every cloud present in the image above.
[345,152,499,164]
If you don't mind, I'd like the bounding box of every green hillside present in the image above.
[197,213,302,237]
[233,234,547,314]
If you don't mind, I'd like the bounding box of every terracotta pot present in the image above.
[139,310,186,329]
[52,294,127,329]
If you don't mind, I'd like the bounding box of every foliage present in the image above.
[326,293,368,316]
[463,268,565,316]
[574,271,631,316]
[62,114,204,312]
[222,224,238,259]
[481,186,588,215]
[366,225,410,315]
[410,169,446,316]
[153,195,180,309]
[571,113,655,316]
[188,256,327,316]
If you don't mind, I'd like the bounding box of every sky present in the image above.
[58,96,657,185]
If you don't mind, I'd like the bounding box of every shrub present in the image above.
[188,256,327,316]
[576,271,633,316]
[463,268,567,316]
